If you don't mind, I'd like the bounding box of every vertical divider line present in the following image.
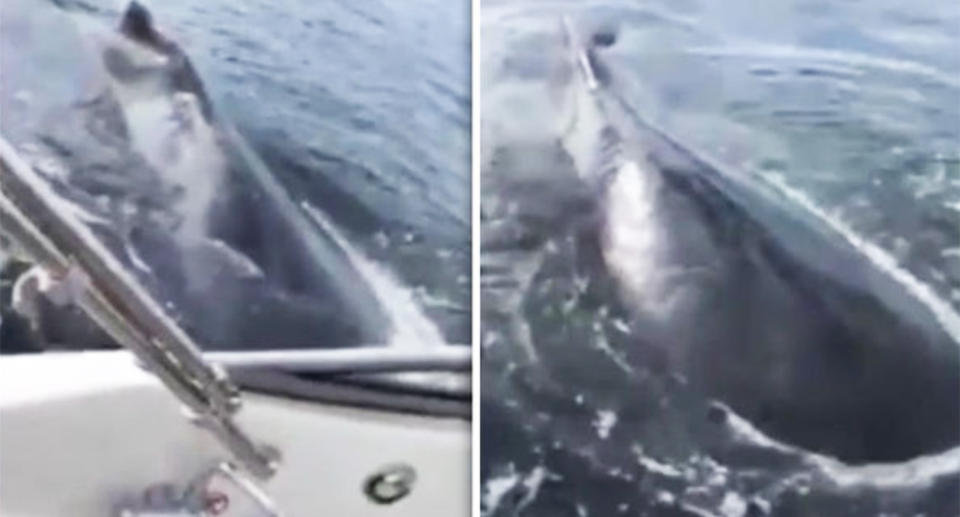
[470,0,482,514]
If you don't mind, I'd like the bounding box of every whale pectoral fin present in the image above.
[192,238,265,280]
[175,239,264,298]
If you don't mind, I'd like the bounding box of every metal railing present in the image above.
[0,136,472,478]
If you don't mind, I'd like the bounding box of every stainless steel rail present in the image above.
[207,347,471,373]
[0,137,278,478]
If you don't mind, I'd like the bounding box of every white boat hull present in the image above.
[0,351,469,516]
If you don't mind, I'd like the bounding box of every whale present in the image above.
[482,16,960,467]
[0,0,391,350]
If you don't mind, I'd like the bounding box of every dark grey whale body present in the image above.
[571,21,959,463]
[0,0,391,351]
[483,18,960,467]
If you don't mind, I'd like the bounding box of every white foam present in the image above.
[812,447,960,490]
[720,401,960,489]
[301,202,447,349]
[719,492,747,517]
[482,465,520,513]
[593,409,618,439]
[763,173,960,344]
[590,321,636,375]
[515,466,549,513]
[631,445,685,479]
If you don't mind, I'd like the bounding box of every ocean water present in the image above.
[480,1,959,516]
[1,0,471,348]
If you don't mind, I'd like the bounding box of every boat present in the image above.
[0,135,471,516]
